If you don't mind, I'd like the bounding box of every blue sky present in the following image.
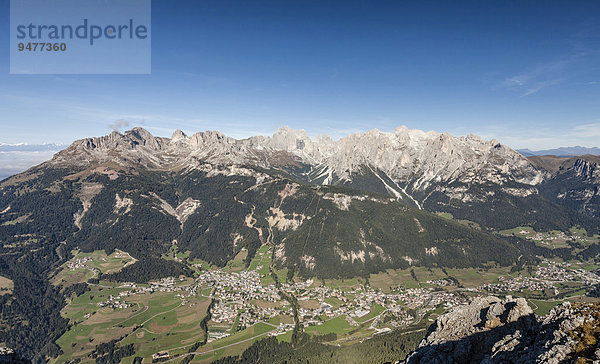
[1,0,600,149]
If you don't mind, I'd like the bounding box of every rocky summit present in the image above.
[43,126,600,231]
[404,297,600,364]
[49,126,544,196]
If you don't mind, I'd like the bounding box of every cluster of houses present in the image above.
[203,270,473,334]
[66,256,94,271]
[0,347,14,356]
[479,274,553,294]
[207,331,230,342]
[396,288,431,309]
[426,278,452,286]
[378,308,413,328]
[479,259,600,296]
[66,245,600,351]
[522,230,569,246]
[97,292,134,309]
[0,347,17,363]
[198,269,432,334]
[428,291,467,309]
[94,278,192,310]
[65,252,475,339]
[268,323,295,336]
[198,270,288,328]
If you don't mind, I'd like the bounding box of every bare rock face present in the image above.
[49,127,170,169]
[403,297,590,364]
[35,126,600,231]
[45,126,544,204]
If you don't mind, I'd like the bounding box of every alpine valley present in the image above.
[1,126,600,363]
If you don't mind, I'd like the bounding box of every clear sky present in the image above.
[1,0,600,149]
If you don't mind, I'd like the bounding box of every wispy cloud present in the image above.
[496,24,600,97]
[572,122,600,138]
[521,79,563,96]
[474,121,600,150]
[497,56,577,96]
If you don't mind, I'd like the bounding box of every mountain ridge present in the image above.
[518,146,600,157]
[37,126,600,233]
[45,126,545,209]
[49,126,542,184]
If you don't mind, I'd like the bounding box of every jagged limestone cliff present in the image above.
[404,297,600,364]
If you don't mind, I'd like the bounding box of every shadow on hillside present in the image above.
[404,313,571,364]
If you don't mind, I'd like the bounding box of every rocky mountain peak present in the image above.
[124,127,163,150]
[569,157,599,179]
[43,126,548,209]
[189,130,233,149]
[171,129,187,140]
[272,126,314,151]
[404,297,599,364]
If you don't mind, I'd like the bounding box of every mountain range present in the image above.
[5,127,600,271]
[3,127,600,268]
[0,143,67,152]
[1,126,600,360]
[44,126,600,229]
[518,146,600,157]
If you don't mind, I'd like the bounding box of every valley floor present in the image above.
[51,226,600,363]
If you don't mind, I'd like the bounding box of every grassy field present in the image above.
[411,267,449,282]
[274,268,289,284]
[51,249,135,288]
[323,277,364,290]
[528,300,562,316]
[500,226,599,250]
[368,266,516,292]
[53,282,212,363]
[370,270,406,292]
[185,322,277,363]
[276,330,293,343]
[434,211,480,229]
[298,299,321,310]
[248,245,270,271]
[579,263,600,271]
[324,296,343,308]
[258,255,275,285]
[446,267,516,287]
[305,315,351,335]
[246,244,277,285]
[354,304,386,323]
[305,313,382,345]
[435,212,454,220]
[570,227,600,246]
[225,249,249,272]
[164,244,191,262]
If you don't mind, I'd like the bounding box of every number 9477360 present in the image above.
[18,42,67,52]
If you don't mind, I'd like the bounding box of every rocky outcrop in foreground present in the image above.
[404,296,600,364]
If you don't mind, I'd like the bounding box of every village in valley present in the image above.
[49,226,600,363]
